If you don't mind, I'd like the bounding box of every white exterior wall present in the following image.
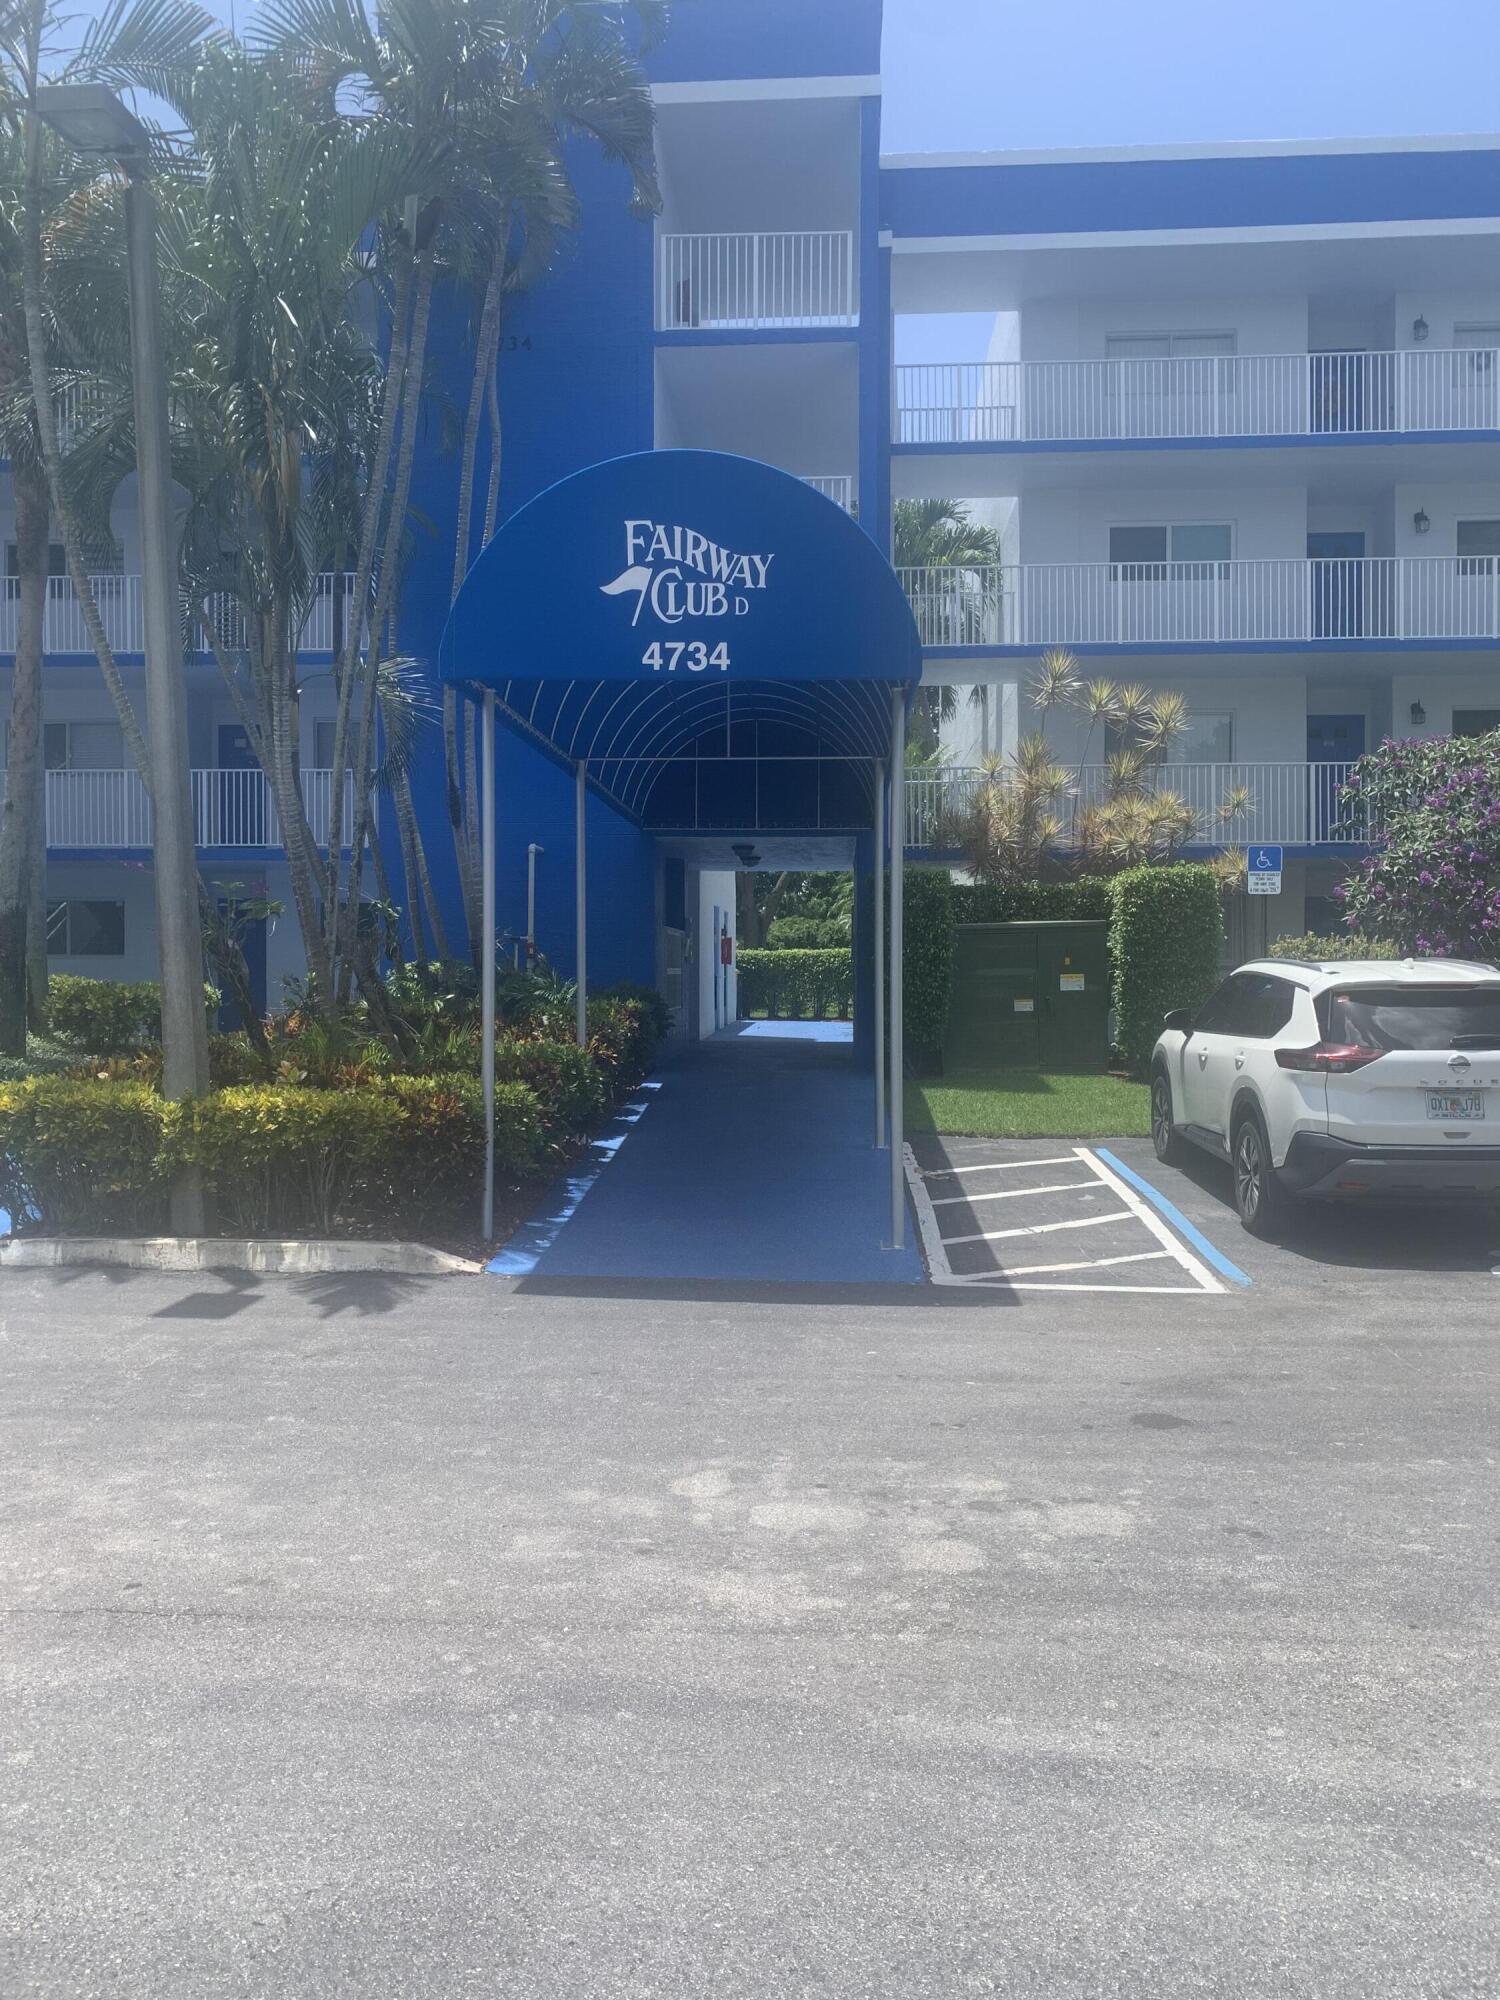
[1018,294,1308,362]
[1017,483,1306,565]
[1392,481,1500,559]
[43,861,160,982]
[1390,672,1500,739]
[1034,672,1308,767]
[1393,292,1500,349]
[693,866,738,1038]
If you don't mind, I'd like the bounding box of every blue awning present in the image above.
[440,451,921,826]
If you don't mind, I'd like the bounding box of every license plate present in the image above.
[1427,1091,1485,1121]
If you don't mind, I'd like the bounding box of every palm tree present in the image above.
[894,498,1003,754]
[0,0,210,1053]
[144,38,425,1005]
[256,0,666,966]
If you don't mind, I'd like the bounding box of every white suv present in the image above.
[1150,957,1500,1235]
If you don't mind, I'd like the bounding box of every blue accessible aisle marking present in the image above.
[487,1084,663,1277]
[1093,1147,1253,1289]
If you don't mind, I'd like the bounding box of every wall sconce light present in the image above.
[1414,507,1431,535]
[1413,315,1430,343]
[1410,701,1427,726]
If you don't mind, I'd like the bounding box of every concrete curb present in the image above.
[0,1236,484,1277]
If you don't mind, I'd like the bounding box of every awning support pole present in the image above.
[889,693,906,1249]
[575,758,588,1050]
[481,690,497,1241]
[873,757,886,1149]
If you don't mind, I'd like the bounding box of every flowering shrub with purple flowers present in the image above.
[1336,731,1500,961]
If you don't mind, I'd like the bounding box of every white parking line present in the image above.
[1076,1149,1225,1294]
[929,1179,1100,1207]
[904,1143,1228,1297]
[942,1209,1132,1247]
[919,1155,1082,1178]
[986,1249,1172,1278]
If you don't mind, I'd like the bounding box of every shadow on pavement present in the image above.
[1125,1138,1500,1275]
[27,1264,447,1319]
[512,1274,1020,1309]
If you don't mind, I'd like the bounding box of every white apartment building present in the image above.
[889,136,1500,934]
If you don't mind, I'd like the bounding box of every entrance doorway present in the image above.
[1307,713,1366,840]
[1307,532,1365,638]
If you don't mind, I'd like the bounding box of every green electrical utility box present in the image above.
[945,920,1111,1071]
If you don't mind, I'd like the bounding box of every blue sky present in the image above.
[881,0,1500,154]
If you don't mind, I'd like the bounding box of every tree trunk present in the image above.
[0,457,48,1054]
[20,95,151,791]
[26,792,48,1031]
[321,252,412,965]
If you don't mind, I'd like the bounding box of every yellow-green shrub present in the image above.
[0,1077,177,1234]
[493,1038,608,1136]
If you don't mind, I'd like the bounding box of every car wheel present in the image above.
[1231,1108,1290,1238]
[1151,1069,1186,1165]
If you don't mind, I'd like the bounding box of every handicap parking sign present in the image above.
[1247,843,1283,896]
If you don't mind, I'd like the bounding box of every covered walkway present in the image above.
[496,1026,923,1286]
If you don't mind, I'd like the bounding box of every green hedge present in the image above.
[737,948,853,1020]
[951,878,1114,925]
[46,974,219,1056]
[765,914,851,950]
[0,1072,546,1238]
[494,1037,609,1136]
[0,1078,176,1234]
[903,868,956,1069]
[1109,865,1224,1073]
[1266,931,1400,963]
[47,976,164,1055]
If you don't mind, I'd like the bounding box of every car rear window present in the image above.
[1323,986,1500,1051]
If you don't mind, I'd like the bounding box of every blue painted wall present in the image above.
[881,147,1500,241]
[400,139,659,966]
[650,0,882,83]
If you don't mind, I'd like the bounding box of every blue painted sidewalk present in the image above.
[497,1022,923,1286]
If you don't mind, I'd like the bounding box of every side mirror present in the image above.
[1162,1008,1194,1034]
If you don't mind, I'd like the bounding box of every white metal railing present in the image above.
[896,347,1500,445]
[0,573,358,657]
[657,230,856,330]
[13,767,358,850]
[905,761,1371,850]
[802,473,855,511]
[901,557,1500,648]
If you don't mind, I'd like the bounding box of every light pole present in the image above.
[38,85,209,1231]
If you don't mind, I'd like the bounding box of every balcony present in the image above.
[900,557,1500,650]
[657,231,856,331]
[0,574,360,658]
[895,347,1500,447]
[14,767,358,851]
[906,762,1370,852]
[801,473,855,511]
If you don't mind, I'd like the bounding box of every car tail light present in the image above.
[1275,1042,1385,1074]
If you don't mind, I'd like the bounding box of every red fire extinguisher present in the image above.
[720,928,733,968]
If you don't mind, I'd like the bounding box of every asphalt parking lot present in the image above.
[908,1131,1500,1302]
[3,1263,1497,1998]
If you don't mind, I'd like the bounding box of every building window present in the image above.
[1457,519,1500,577]
[46,899,126,957]
[1452,709,1500,738]
[1105,332,1235,361]
[1109,524,1232,579]
[1107,708,1233,767]
[313,717,337,769]
[41,720,125,770]
[1454,324,1500,372]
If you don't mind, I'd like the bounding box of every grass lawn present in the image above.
[906,1068,1151,1140]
